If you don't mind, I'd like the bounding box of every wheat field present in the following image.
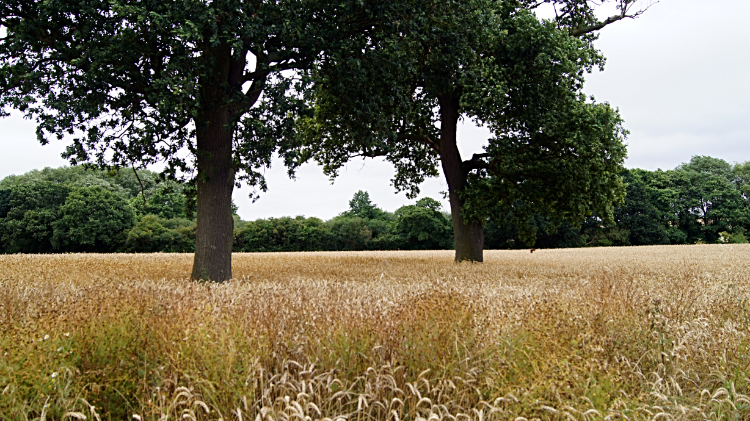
[1,245,749,420]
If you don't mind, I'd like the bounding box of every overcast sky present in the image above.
[1,0,749,221]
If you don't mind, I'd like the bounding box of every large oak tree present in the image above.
[297,0,650,261]
[0,0,400,280]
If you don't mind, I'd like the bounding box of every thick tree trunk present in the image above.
[438,94,484,262]
[191,107,236,282]
[189,42,247,282]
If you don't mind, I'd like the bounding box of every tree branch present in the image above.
[352,148,389,159]
[396,134,440,153]
[570,1,657,37]
[243,76,267,106]
[242,59,311,82]
[131,162,147,213]
[461,153,491,173]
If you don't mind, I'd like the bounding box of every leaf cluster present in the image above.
[1,0,407,186]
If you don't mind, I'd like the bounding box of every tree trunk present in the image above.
[191,107,236,282]
[189,42,247,282]
[438,94,484,262]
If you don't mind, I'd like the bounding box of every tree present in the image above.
[0,166,187,217]
[134,181,188,220]
[394,197,452,249]
[233,216,330,252]
[615,169,676,245]
[125,215,195,253]
[668,156,750,243]
[343,190,384,220]
[297,0,646,261]
[52,186,135,252]
[732,161,750,199]
[1,0,401,280]
[330,190,397,250]
[0,166,138,199]
[0,182,71,253]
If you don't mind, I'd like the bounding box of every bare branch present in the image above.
[570,0,657,37]
[525,1,546,9]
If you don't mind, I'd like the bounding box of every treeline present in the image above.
[234,192,452,252]
[0,167,453,253]
[491,156,750,248]
[0,166,195,253]
[2,155,749,253]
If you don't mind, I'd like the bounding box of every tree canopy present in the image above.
[0,0,404,280]
[296,0,646,262]
[1,0,653,273]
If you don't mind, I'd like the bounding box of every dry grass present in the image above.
[1,245,749,420]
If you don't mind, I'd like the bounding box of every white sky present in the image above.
[1,0,749,221]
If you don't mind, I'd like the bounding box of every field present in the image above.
[1,246,749,420]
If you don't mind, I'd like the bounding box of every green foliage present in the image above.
[297,0,628,255]
[577,218,631,247]
[7,154,750,253]
[485,156,750,250]
[52,187,135,252]
[0,166,186,218]
[0,189,10,219]
[0,167,198,253]
[342,191,387,220]
[614,169,677,245]
[394,198,453,250]
[0,166,155,200]
[131,181,188,220]
[670,156,750,243]
[125,215,196,252]
[326,216,375,251]
[234,216,331,252]
[232,192,453,252]
[0,182,72,253]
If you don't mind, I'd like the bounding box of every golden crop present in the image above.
[1,245,749,420]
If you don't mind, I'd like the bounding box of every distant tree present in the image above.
[0,166,179,208]
[484,211,584,249]
[328,191,398,250]
[125,215,195,253]
[0,189,11,220]
[0,182,71,253]
[234,216,330,252]
[669,156,750,243]
[732,161,750,198]
[614,169,676,245]
[134,182,188,220]
[327,217,374,251]
[576,217,630,247]
[52,186,135,252]
[0,166,132,198]
[394,198,452,250]
[343,191,385,220]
